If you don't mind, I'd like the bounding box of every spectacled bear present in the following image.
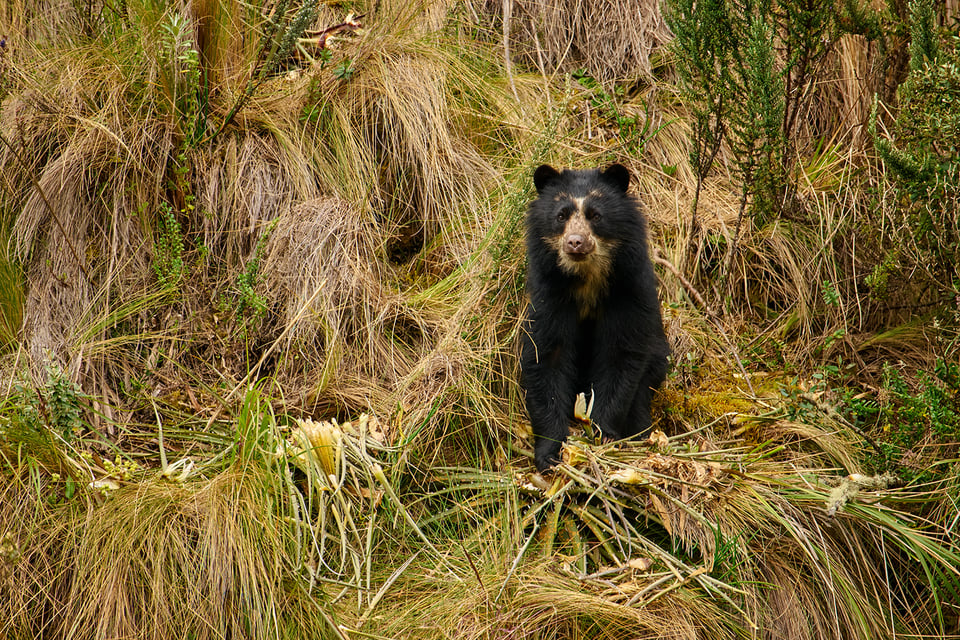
[521,164,670,472]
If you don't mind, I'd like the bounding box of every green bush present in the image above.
[665,0,834,233]
[153,201,186,288]
[9,366,86,442]
[867,360,959,481]
[875,0,960,302]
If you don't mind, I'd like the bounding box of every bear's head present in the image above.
[529,163,634,282]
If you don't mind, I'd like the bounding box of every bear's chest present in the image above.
[572,317,598,387]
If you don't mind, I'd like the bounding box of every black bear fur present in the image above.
[521,164,670,471]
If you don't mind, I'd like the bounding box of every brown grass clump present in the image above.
[6,101,168,363]
[472,0,673,83]
[261,197,425,405]
[0,464,335,640]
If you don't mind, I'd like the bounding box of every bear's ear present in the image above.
[600,163,630,193]
[533,165,561,194]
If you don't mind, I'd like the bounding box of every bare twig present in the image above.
[652,248,715,320]
[652,248,754,394]
[501,0,520,103]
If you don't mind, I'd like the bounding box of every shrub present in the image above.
[875,1,960,306]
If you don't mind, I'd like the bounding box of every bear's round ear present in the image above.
[601,164,630,193]
[533,165,561,194]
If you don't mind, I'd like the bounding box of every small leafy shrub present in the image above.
[864,251,898,300]
[153,201,186,288]
[8,366,86,442]
[875,0,960,302]
[571,69,650,154]
[783,357,959,483]
[159,11,204,144]
[665,0,834,231]
[870,360,959,479]
[331,58,355,80]
[232,219,278,325]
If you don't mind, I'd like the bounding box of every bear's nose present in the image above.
[565,235,585,252]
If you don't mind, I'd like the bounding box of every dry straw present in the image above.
[1,1,959,639]
[472,0,673,83]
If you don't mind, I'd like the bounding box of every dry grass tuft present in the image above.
[292,27,505,260]
[473,0,673,83]
[0,463,322,640]
[8,114,166,363]
[194,133,320,266]
[262,197,416,391]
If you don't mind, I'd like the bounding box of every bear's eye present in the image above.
[556,209,571,222]
[585,208,601,221]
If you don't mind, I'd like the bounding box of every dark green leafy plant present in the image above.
[724,13,785,277]
[571,68,651,155]
[234,218,279,324]
[874,0,960,303]
[10,366,85,442]
[667,0,836,273]
[871,360,960,481]
[153,201,185,288]
[908,0,939,70]
[331,58,355,80]
[665,0,736,232]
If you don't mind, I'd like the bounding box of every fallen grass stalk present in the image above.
[495,479,574,602]
[357,550,421,628]
[370,461,456,574]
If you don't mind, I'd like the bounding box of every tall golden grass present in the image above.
[0,0,958,638]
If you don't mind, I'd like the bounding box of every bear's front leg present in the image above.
[521,312,579,471]
[522,349,578,471]
[589,362,646,440]
[587,310,655,440]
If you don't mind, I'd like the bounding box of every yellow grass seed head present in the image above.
[609,468,648,485]
[293,418,341,478]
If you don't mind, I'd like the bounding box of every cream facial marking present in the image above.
[541,193,619,317]
[561,237,619,318]
[560,208,594,258]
